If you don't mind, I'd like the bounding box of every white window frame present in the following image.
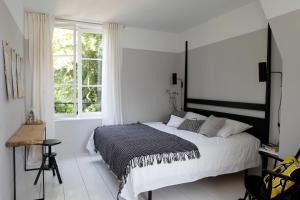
[54,22,103,119]
[77,28,102,117]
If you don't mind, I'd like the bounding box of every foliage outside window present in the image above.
[53,25,102,117]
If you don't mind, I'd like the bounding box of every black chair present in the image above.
[34,139,63,185]
[239,148,300,200]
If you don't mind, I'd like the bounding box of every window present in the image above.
[53,23,103,117]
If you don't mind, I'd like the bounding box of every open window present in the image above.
[53,23,103,118]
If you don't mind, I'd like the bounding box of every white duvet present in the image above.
[87,122,260,200]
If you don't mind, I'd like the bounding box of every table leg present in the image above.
[42,166,45,200]
[13,147,16,200]
[36,127,46,200]
[42,137,45,200]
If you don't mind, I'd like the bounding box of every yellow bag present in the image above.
[264,156,300,199]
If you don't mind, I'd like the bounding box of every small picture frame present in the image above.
[11,49,18,99]
[2,41,13,100]
[16,54,24,97]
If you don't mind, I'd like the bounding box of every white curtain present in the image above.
[25,12,54,165]
[102,23,123,125]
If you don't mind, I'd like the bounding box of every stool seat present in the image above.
[43,152,57,157]
[43,139,61,146]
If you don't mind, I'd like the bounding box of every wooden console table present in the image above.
[6,123,46,200]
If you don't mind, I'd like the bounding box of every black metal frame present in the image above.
[147,25,272,200]
[148,191,152,200]
[182,26,272,145]
[12,127,46,200]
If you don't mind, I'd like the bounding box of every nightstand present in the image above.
[259,147,280,170]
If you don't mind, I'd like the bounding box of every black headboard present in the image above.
[183,25,272,144]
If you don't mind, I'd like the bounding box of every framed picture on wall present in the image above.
[11,49,18,99]
[2,41,13,100]
[16,54,24,97]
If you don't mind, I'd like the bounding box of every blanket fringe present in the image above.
[117,150,200,199]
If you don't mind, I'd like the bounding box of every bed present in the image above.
[87,120,261,200]
[122,122,260,200]
[87,36,272,200]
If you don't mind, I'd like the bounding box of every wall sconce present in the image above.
[259,62,267,82]
[172,73,183,88]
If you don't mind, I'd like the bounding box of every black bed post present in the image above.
[148,191,152,200]
[265,24,272,144]
[184,41,188,112]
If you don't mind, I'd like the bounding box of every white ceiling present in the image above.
[23,0,254,33]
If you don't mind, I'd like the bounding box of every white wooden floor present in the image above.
[18,153,246,200]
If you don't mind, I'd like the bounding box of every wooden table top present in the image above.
[6,123,46,148]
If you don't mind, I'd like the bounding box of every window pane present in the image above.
[53,28,74,55]
[54,56,74,85]
[81,32,102,59]
[82,60,102,85]
[54,86,76,114]
[82,87,101,112]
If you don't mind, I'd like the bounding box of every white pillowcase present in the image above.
[167,115,185,128]
[199,115,225,137]
[184,112,207,120]
[217,119,253,138]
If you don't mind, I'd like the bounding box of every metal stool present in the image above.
[34,139,63,185]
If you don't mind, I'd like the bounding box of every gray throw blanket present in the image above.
[94,123,200,197]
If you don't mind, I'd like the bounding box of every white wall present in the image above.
[123,27,179,53]
[55,119,101,156]
[179,1,268,51]
[122,48,177,123]
[3,0,24,33]
[260,0,300,20]
[268,10,300,157]
[0,1,25,199]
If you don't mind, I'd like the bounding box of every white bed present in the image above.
[87,122,260,200]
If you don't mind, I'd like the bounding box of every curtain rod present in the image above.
[55,17,103,26]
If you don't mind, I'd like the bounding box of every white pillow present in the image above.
[184,112,207,120]
[217,119,253,138]
[167,115,185,128]
[199,115,225,137]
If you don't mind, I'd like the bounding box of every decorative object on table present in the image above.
[26,110,35,124]
[260,143,279,156]
[11,49,18,99]
[2,41,13,100]
[25,110,43,125]
[16,54,25,97]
